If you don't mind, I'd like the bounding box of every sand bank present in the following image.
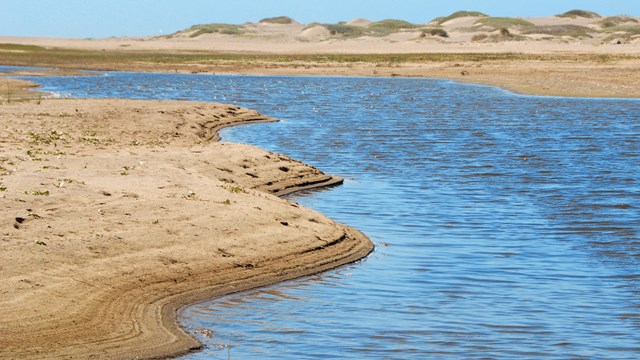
[0,95,373,358]
[2,49,639,99]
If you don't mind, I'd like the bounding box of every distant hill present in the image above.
[167,10,640,45]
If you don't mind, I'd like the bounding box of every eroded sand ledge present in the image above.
[0,98,374,359]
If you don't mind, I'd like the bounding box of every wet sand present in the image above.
[0,89,373,358]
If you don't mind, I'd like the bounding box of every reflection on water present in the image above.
[18,69,640,359]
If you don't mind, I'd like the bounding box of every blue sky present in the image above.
[2,0,640,38]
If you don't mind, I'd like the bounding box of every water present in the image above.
[14,69,640,358]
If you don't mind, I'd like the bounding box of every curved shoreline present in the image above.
[3,52,640,99]
[0,97,374,359]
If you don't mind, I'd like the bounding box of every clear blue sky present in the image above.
[2,0,639,38]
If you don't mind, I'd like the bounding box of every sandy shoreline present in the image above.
[2,52,639,99]
[0,93,373,358]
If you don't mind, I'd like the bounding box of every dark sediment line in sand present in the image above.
[0,97,373,359]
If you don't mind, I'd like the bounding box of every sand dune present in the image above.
[2,10,639,54]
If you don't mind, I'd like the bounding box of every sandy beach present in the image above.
[0,88,373,358]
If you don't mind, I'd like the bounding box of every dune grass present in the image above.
[522,25,595,38]
[557,10,601,19]
[432,11,488,25]
[259,16,296,24]
[475,17,534,29]
[0,43,46,51]
[179,24,247,38]
[319,23,366,37]
[308,19,419,38]
[599,16,639,28]
[602,25,640,34]
[367,19,419,36]
[471,28,526,42]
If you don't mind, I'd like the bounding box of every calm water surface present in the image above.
[15,68,640,359]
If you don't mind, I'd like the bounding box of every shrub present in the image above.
[424,28,449,38]
[321,24,366,37]
[557,10,601,19]
[471,33,489,42]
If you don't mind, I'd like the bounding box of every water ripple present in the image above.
[18,69,640,359]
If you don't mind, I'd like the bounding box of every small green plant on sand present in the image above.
[28,130,68,145]
[80,131,114,145]
[25,189,50,196]
[228,185,247,194]
[0,183,7,192]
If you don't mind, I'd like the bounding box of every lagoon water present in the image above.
[15,68,640,359]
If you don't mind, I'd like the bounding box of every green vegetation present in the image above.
[184,24,246,38]
[228,185,247,194]
[79,131,114,145]
[317,23,366,37]
[365,19,419,36]
[0,43,45,51]
[25,189,50,196]
[433,11,488,25]
[523,25,595,38]
[599,16,639,28]
[308,19,419,38]
[259,16,295,24]
[26,148,66,158]
[471,28,525,42]
[369,19,416,29]
[0,183,7,192]
[602,25,640,42]
[29,130,68,145]
[557,10,601,19]
[422,28,449,38]
[602,25,640,34]
[475,17,534,29]
[0,45,638,74]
